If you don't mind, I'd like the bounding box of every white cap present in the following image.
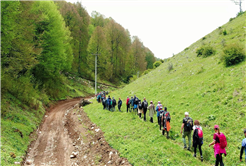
[185,112,189,115]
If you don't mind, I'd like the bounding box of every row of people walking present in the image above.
[98,94,246,165]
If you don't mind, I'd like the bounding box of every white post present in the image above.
[95,54,97,95]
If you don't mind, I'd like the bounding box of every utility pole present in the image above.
[92,53,100,95]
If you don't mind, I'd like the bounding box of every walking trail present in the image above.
[24,98,130,166]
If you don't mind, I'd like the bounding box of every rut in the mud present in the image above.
[24,98,130,166]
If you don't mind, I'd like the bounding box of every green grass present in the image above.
[83,13,246,166]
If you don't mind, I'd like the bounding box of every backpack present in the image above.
[157,104,163,111]
[138,103,142,109]
[143,101,148,109]
[185,117,193,131]
[135,98,138,103]
[112,99,116,106]
[197,128,203,138]
[216,133,227,149]
[108,98,112,106]
[127,99,131,104]
[165,112,171,122]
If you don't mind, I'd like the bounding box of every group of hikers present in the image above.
[97,94,246,165]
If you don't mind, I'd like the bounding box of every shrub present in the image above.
[202,37,206,40]
[160,59,164,63]
[196,46,216,58]
[223,29,227,35]
[184,47,189,51]
[221,44,245,67]
[153,61,162,69]
[229,17,234,22]
[167,63,173,72]
[142,69,152,76]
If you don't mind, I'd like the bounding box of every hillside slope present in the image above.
[84,13,246,165]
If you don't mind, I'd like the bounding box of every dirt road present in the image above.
[24,98,130,166]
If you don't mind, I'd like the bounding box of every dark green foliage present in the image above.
[145,51,156,69]
[221,44,245,67]
[202,37,206,40]
[223,29,227,35]
[184,47,189,51]
[196,46,216,58]
[142,69,152,75]
[160,59,164,63]
[237,11,245,17]
[153,61,162,69]
[229,17,235,21]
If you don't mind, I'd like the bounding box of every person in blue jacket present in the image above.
[130,96,134,112]
[240,129,246,163]
[118,98,122,112]
[107,96,112,111]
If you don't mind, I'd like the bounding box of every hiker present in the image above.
[181,112,193,150]
[112,97,117,112]
[142,98,148,121]
[102,96,106,110]
[118,98,122,112]
[134,96,139,114]
[193,120,203,161]
[126,96,130,113]
[130,96,134,112]
[162,107,171,138]
[240,129,246,163]
[97,93,101,103]
[107,96,112,111]
[156,101,163,126]
[138,100,143,118]
[159,107,164,130]
[209,125,227,166]
[147,101,155,123]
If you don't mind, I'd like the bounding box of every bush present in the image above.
[142,69,152,76]
[196,46,216,58]
[167,63,173,72]
[184,47,189,51]
[153,61,162,69]
[202,37,206,40]
[229,17,235,22]
[160,59,164,63]
[221,44,245,67]
[223,29,227,35]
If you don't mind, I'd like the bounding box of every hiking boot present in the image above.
[193,154,196,157]
[187,147,191,151]
[201,156,203,162]
[183,146,187,149]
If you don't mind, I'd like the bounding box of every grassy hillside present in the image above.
[84,13,246,165]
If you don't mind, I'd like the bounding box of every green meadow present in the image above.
[84,13,246,165]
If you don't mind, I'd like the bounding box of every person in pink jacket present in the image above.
[209,125,227,166]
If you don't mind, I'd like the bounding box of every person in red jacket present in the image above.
[126,96,130,113]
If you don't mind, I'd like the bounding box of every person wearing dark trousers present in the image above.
[239,129,246,163]
[192,120,203,161]
[138,100,142,118]
[209,125,227,166]
[102,97,106,110]
[156,101,163,126]
[126,96,130,113]
[118,98,122,112]
[142,98,148,121]
[112,97,116,112]
[107,96,112,111]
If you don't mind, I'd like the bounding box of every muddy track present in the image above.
[24,98,130,166]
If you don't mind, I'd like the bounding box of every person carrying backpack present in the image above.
[209,125,227,166]
[142,98,148,121]
[107,96,112,111]
[240,129,246,163]
[138,100,143,118]
[134,96,139,114]
[147,101,155,123]
[162,107,171,139]
[193,120,203,161]
[181,112,193,150]
[102,96,106,110]
[118,98,122,112]
[156,101,163,126]
[130,96,134,112]
[112,97,116,112]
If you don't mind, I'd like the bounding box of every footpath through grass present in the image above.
[84,13,246,166]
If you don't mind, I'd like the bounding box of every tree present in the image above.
[231,0,243,13]
[87,26,112,80]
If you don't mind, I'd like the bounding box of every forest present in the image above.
[1,1,156,110]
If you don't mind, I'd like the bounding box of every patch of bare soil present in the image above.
[23,98,130,166]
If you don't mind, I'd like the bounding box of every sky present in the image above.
[66,0,244,59]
